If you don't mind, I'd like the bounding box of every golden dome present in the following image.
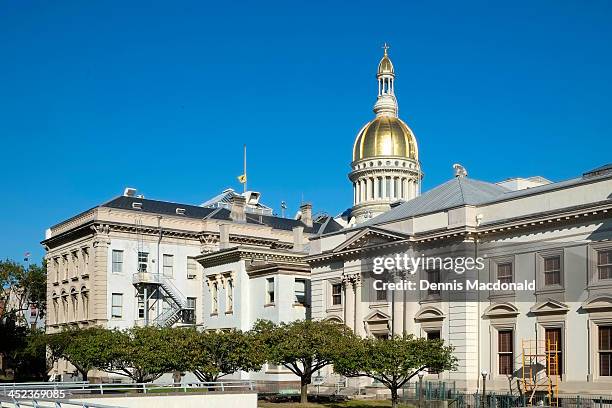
[352,116,418,162]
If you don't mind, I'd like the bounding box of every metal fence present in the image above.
[398,381,612,408]
[0,398,124,408]
[0,380,254,396]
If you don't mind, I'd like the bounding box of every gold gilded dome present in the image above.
[352,116,418,162]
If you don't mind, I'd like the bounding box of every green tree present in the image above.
[47,327,110,381]
[334,335,457,408]
[97,326,184,383]
[183,328,265,382]
[0,259,47,325]
[253,319,358,403]
[0,259,47,381]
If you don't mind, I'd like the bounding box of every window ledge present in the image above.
[489,291,516,298]
[81,273,89,279]
[52,281,59,286]
[62,279,69,284]
[293,303,309,308]
[536,286,564,294]
[588,281,612,290]
[210,312,218,317]
[264,303,275,308]
[326,306,342,312]
[370,302,389,308]
[70,276,79,281]
[225,310,233,315]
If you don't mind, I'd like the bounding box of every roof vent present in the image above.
[124,187,137,197]
[175,208,186,215]
[453,164,468,178]
[132,202,143,210]
[242,191,261,206]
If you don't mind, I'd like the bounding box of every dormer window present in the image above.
[132,202,142,210]
[175,208,186,215]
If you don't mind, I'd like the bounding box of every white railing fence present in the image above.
[0,380,254,396]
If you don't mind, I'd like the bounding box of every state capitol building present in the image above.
[43,47,612,395]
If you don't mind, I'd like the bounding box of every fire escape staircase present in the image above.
[132,272,191,327]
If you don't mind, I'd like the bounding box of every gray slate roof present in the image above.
[101,195,343,235]
[364,177,509,226]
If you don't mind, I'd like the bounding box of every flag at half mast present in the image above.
[238,144,247,192]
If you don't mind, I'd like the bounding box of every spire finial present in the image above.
[382,42,390,56]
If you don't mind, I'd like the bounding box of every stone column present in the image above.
[343,275,355,331]
[91,225,110,323]
[382,176,387,198]
[374,177,379,199]
[389,176,395,199]
[354,276,364,336]
[394,289,404,336]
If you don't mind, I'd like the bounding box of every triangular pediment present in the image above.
[484,302,520,318]
[414,306,445,322]
[582,295,612,311]
[529,299,569,315]
[332,227,408,253]
[364,309,391,322]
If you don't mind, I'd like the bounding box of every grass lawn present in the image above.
[259,400,415,408]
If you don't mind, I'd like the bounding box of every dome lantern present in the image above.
[348,44,423,225]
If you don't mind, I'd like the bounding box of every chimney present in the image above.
[299,203,313,227]
[219,224,230,249]
[293,226,304,252]
[229,195,246,222]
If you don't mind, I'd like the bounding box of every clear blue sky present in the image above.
[1,0,611,263]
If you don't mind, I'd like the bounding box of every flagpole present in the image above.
[243,144,247,193]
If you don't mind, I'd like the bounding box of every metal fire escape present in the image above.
[132,272,189,326]
[131,217,192,327]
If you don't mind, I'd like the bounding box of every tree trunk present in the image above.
[391,388,399,408]
[300,376,309,404]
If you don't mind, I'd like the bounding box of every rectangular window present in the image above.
[54,258,60,282]
[544,256,561,286]
[211,282,218,314]
[226,279,234,311]
[163,254,173,277]
[599,326,612,376]
[332,283,342,305]
[428,331,441,340]
[138,252,148,273]
[185,297,196,324]
[498,330,513,375]
[427,331,441,373]
[72,252,79,278]
[497,263,513,284]
[111,293,123,319]
[376,286,387,301]
[137,290,145,319]
[266,278,275,304]
[295,279,306,305]
[187,258,197,279]
[63,255,69,280]
[597,250,612,280]
[112,250,123,274]
[82,248,89,275]
[427,269,440,295]
[545,328,562,376]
